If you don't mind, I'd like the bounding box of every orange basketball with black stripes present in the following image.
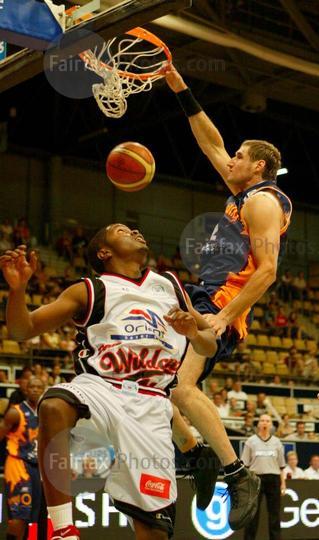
[106,142,155,192]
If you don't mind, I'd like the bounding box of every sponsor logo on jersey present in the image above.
[111,309,173,350]
[140,474,171,499]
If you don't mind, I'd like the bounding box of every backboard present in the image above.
[0,0,192,93]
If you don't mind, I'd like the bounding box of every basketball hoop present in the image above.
[79,27,172,118]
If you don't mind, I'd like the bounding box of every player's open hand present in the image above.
[0,245,38,291]
[162,63,188,93]
[203,313,228,337]
[164,307,198,340]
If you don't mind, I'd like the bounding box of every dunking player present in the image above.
[0,377,44,540]
[0,226,217,540]
[165,65,292,527]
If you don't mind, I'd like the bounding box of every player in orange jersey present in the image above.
[0,377,44,540]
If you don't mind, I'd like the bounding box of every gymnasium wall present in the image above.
[1,151,319,268]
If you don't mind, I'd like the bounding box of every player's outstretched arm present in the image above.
[165,64,233,191]
[0,246,87,340]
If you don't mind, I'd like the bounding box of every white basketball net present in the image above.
[80,33,169,118]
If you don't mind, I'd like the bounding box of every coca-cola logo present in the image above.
[145,480,165,493]
[140,474,171,499]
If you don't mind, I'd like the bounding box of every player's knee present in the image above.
[171,384,193,411]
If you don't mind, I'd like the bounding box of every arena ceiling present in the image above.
[1,0,319,203]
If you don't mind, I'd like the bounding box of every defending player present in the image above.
[0,225,218,540]
[0,377,44,540]
[164,64,292,528]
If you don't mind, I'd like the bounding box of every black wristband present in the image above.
[176,88,203,117]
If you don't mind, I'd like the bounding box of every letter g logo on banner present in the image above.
[191,482,234,539]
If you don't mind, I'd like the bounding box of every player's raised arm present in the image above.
[210,194,281,335]
[0,246,87,340]
[165,64,234,192]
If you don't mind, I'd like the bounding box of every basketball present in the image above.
[106,142,155,192]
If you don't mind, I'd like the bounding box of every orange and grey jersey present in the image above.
[6,401,38,464]
[200,180,292,339]
[73,269,188,395]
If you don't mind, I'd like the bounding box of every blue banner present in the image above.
[0,0,63,50]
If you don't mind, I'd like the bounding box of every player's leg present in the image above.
[172,345,238,466]
[172,404,221,510]
[6,518,26,540]
[133,519,168,540]
[172,344,260,530]
[38,396,81,540]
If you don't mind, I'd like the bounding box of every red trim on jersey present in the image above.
[100,268,151,286]
[164,271,188,305]
[73,278,94,327]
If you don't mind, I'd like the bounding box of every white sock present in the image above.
[48,502,73,530]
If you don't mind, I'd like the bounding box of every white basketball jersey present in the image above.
[73,269,188,393]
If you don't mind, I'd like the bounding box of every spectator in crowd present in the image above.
[292,271,307,300]
[307,431,319,441]
[0,219,13,239]
[263,302,276,331]
[212,392,230,418]
[274,306,288,337]
[59,327,76,352]
[71,226,88,256]
[240,413,256,437]
[287,310,300,339]
[270,375,282,386]
[304,455,319,479]
[56,230,73,260]
[229,398,244,417]
[232,343,252,375]
[242,414,286,540]
[33,363,44,378]
[220,388,229,404]
[48,362,65,386]
[8,367,33,405]
[284,421,308,441]
[0,369,8,383]
[255,393,281,423]
[228,381,248,403]
[42,330,61,350]
[246,401,257,416]
[284,347,298,372]
[13,217,30,247]
[223,377,234,392]
[276,414,294,438]
[303,353,318,380]
[0,231,13,252]
[278,270,293,302]
[283,451,305,479]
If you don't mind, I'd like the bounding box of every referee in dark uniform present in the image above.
[242,414,286,540]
